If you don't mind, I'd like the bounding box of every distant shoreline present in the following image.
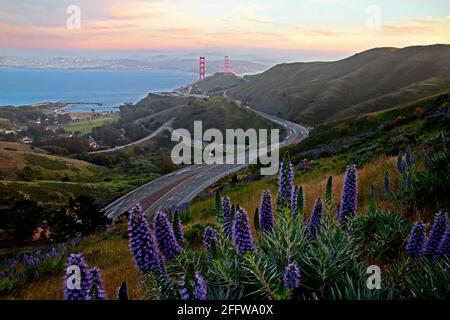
[0,68,196,112]
[0,66,198,73]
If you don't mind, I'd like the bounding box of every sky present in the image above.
[1,0,449,61]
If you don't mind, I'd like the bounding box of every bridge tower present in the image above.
[224,55,230,73]
[199,56,206,80]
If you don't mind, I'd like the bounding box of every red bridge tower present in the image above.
[224,56,230,73]
[199,56,206,80]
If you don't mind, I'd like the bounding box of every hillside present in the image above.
[0,141,100,182]
[190,73,244,95]
[190,92,449,224]
[0,142,115,206]
[5,92,448,300]
[172,97,283,137]
[227,44,450,124]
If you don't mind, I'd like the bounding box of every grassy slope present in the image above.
[4,92,448,299]
[229,44,450,124]
[172,96,284,138]
[0,141,97,179]
[0,140,161,206]
[63,116,119,134]
[191,92,449,223]
[190,73,244,95]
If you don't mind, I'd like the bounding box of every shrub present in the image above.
[353,210,411,262]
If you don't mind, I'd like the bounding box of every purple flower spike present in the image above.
[278,165,288,204]
[290,186,298,216]
[305,199,324,239]
[154,211,182,260]
[424,211,448,260]
[338,165,358,230]
[232,208,255,255]
[437,228,449,257]
[405,145,412,167]
[260,190,274,234]
[406,222,426,260]
[192,272,208,300]
[203,226,218,256]
[179,276,190,300]
[397,151,404,174]
[283,263,301,290]
[222,196,232,237]
[128,204,162,274]
[288,161,295,198]
[88,267,107,300]
[64,253,91,300]
[172,210,184,245]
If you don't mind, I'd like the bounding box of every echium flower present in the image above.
[222,196,232,237]
[203,226,218,256]
[290,185,298,216]
[192,272,208,300]
[288,161,295,199]
[277,164,289,205]
[283,263,301,290]
[406,222,426,260]
[305,199,323,239]
[424,211,448,259]
[179,276,190,300]
[172,210,184,245]
[64,253,91,300]
[405,145,412,167]
[437,228,449,257]
[260,190,274,234]
[397,151,404,174]
[406,169,413,190]
[232,208,255,255]
[88,267,107,300]
[154,211,182,260]
[338,165,358,230]
[128,204,162,274]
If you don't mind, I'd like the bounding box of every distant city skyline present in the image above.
[1,0,449,62]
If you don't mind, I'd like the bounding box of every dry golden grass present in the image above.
[0,141,97,171]
[190,154,425,224]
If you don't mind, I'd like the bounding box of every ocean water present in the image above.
[0,68,196,112]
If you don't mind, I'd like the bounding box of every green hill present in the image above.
[228,44,450,124]
[190,72,244,95]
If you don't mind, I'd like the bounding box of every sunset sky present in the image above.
[1,0,449,60]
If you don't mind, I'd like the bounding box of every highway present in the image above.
[103,95,309,220]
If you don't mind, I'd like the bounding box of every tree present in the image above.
[8,200,42,245]
[69,195,111,235]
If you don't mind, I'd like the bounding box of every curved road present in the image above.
[103,96,309,220]
[89,118,175,155]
